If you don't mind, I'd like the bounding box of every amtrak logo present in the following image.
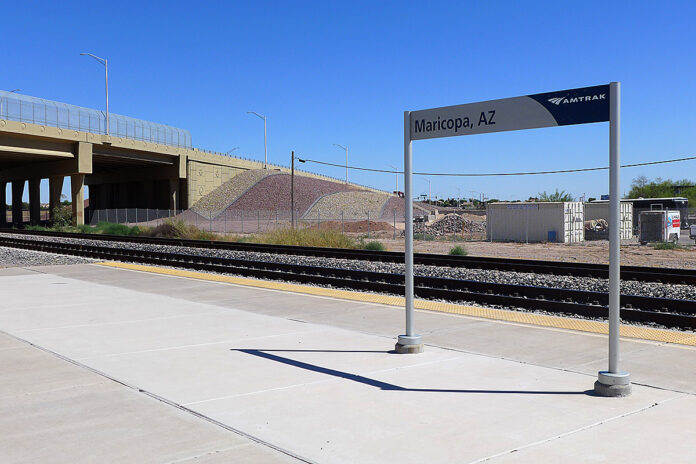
[548,94,606,105]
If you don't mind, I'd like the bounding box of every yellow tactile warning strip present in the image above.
[97,261,696,347]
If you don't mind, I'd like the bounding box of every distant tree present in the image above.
[627,176,696,204]
[537,189,574,202]
[587,197,597,202]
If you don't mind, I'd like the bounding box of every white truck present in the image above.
[638,210,681,245]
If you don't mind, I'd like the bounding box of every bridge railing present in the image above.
[0,90,191,149]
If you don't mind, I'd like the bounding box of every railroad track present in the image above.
[2,228,696,285]
[1,234,694,330]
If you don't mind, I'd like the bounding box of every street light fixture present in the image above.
[226,147,239,155]
[80,53,109,135]
[425,178,432,203]
[333,144,348,184]
[247,111,267,169]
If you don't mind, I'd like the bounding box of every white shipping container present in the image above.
[584,201,634,239]
[486,202,584,243]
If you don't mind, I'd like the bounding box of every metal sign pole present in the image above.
[595,81,631,396]
[396,111,423,354]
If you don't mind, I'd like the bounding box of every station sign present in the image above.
[410,84,610,140]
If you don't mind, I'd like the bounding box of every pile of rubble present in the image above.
[405,213,487,237]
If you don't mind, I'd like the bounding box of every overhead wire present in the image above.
[296,154,696,177]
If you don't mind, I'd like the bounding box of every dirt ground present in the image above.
[355,230,696,269]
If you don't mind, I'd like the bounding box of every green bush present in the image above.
[50,205,73,228]
[94,222,141,236]
[363,240,385,251]
[652,242,680,250]
[449,245,468,256]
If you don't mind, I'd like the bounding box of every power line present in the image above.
[297,154,696,177]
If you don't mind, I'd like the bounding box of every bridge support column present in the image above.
[12,181,24,226]
[29,179,41,226]
[1,182,6,227]
[49,176,64,221]
[71,174,85,226]
[169,179,179,211]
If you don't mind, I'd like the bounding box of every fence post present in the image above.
[341,211,344,235]
[275,210,278,228]
[241,211,244,234]
[318,209,321,229]
[224,210,227,234]
[367,212,370,238]
[393,209,396,240]
[146,208,149,223]
[209,212,212,232]
[257,211,260,232]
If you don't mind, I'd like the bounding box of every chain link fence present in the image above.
[82,207,489,242]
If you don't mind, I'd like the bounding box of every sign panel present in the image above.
[410,84,609,140]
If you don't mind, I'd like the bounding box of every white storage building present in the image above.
[584,201,634,239]
[486,202,584,243]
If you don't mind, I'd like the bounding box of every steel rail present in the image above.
[2,228,696,285]
[1,235,694,330]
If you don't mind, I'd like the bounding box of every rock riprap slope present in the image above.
[227,174,358,215]
[191,170,280,217]
[304,191,391,220]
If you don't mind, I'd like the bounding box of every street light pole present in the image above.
[247,112,267,169]
[226,147,239,155]
[388,165,399,192]
[80,53,109,135]
[333,144,348,184]
[291,151,295,229]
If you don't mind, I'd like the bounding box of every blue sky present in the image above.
[3,1,696,202]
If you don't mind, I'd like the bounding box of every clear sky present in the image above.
[3,0,696,203]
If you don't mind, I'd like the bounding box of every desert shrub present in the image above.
[362,240,386,251]
[255,228,357,248]
[449,245,468,256]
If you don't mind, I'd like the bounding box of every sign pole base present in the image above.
[594,371,631,397]
[395,334,423,354]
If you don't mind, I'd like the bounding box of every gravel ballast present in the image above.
[0,246,93,267]
[1,232,693,302]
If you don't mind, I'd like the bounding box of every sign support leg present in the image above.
[396,111,423,354]
[595,81,631,396]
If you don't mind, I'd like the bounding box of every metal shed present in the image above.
[486,202,584,243]
[584,201,634,239]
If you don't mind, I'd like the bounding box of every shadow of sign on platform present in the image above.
[234,349,591,396]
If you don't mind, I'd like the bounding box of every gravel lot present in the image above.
[1,232,693,302]
[0,246,93,267]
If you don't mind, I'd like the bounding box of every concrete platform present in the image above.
[1,263,695,463]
